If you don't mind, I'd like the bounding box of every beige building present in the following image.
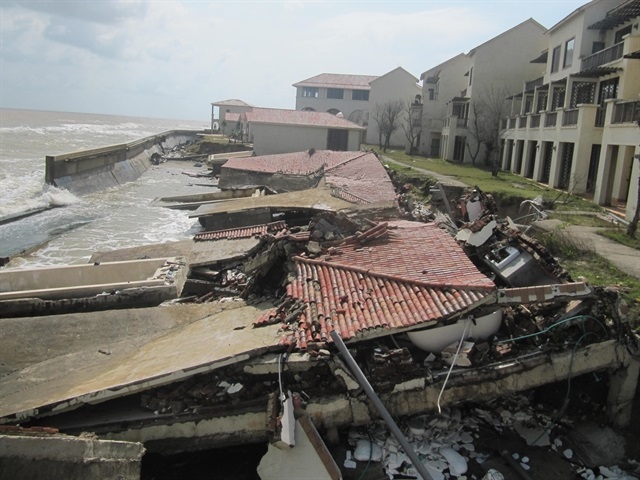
[241,107,365,156]
[366,67,422,149]
[416,19,547,163]
[210,99,254,133]
[292,73,378,126]
[500,0,640,221]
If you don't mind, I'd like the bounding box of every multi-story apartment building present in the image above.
[500,0,640,220]
[292,73,378,126]
[416,19,547,163]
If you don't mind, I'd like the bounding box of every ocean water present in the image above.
[0,108,212,267]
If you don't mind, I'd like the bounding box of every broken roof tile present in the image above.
[194,221,287,242]
[264,221,495,347]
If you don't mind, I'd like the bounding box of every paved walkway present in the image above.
[532,219,640,280]
[381,156,640,280]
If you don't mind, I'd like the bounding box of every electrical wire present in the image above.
[495,314,608,345]
[529,331,601,447]
[437,320,471,414]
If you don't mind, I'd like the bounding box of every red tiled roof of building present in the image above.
[325,152,396,204]
[221,150,396,205]
[223,150,332,176]
[245,108,365,130]
[256,221,496,349]
[194,221,287,242]
[293,73,378,90]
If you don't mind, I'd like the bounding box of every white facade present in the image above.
[366,67,422,148]
[293,73,378,126]
[242,108,365,156]
[417,19,547,164]
[418,54,469,157]
[500,0,640,221]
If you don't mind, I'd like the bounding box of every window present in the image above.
[563,38,574,68]
[615,25,632,44]
[428,89,436,100]
[551,46,561,73]
[468,67,473,86]
[352,90,369,101]
[301,87,318,98]
[327,88,344,99]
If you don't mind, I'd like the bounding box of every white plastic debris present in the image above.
[353,439,382,462]
[440,447,468,475]
[483,469,505,480]
[343,451,356,469]
[227,383,243,394]
[521,462,531,471]
[564,448,574,459]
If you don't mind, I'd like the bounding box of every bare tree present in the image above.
[371,100,404,152]
[401,98,422,154]
[626,118,640,238]
[465,86,509,175]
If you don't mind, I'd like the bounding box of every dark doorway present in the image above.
[327,129,348,151]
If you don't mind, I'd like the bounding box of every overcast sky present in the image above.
[1,0,587,121]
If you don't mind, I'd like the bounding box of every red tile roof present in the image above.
[223,151,331,176]
[212,99,254,107]
[194,221,287,242]
[245,108,365,130]
[224,112,241,123]
[325,152,396,205]
[293,73,378,90]
[256,221,496,349]
[221,151,396,205]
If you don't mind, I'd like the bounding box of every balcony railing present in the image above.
[581,42,624,70]
[525,76,544,92]
[612,100,640,124]
[562,109,579,126]
[518,116,527,128]
[595,106,606,127]
[545,112,557,127]
[457,117,468,128]
[530,114,541,128]
[509,117,516,129]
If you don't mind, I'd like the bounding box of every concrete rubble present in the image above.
[1,150,639,480]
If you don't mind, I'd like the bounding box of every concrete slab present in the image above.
[190,187,370,219]
[0,301,282,422]
[90,238,261,268]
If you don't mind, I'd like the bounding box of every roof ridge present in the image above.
[293,255,496,292]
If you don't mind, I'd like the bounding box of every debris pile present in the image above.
[343,393,639,480]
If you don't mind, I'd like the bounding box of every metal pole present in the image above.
[330,330,433,480]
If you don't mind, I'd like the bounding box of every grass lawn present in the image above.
[369,145,603,213]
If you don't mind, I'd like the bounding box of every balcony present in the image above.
[530,114,541,128]
[456,117,468,128]
[562,109,579,126]
[612,100,640,124]
[518,116,527,128]
[509,117,516,129]
[525,77,544,92]
[581,42,624,70]
[545,112,557,127]
[595,106,606,127]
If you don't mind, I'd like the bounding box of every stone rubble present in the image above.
[343,393,638,480]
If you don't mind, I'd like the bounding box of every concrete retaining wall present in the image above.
[0,434,145,480]
[45,130,200,195]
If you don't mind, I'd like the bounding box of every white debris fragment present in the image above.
[564,448,574,459]
[227,383,243,394]
[440,447,468,475]
[521,462,531,471]
[343,451,356,469]
[483,469,505,480]
[353,439,382,462]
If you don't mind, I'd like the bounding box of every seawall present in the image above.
[45,130,200,195]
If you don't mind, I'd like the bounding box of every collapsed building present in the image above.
[1,149,638,480]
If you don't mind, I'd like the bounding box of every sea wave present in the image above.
[0,181,81,218]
